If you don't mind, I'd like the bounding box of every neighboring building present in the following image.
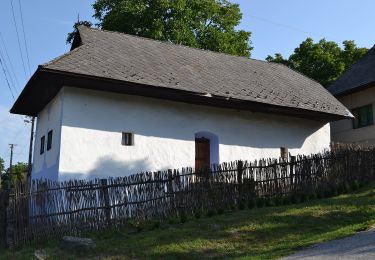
[11,27,351,181]
[329,46,375,144]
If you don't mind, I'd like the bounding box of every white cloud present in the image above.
[0,105,30,168]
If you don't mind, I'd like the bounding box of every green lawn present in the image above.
[2,183,375,260]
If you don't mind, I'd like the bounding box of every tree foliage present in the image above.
[68,0,252,57]
[1,162,28,189]
[266,38,368,87]
[66,20,93,44]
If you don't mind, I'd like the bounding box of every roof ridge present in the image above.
[77,26,270,64]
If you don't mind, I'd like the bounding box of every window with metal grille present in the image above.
[352,104,373,129]
[47,130,53,151]
[122,132,134,146]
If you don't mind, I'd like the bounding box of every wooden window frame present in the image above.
[280,147,288,160]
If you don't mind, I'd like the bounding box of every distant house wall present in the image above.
[331,86,375,144]
[31,90,64,181]
[53,87,330,181]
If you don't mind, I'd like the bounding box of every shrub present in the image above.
[343,182,351,193]
[256,198,265,208]
[265,198,275,207]
[152,221,161,229]
[283,196,291,205]
[238,201,246,210]
[248,198,256,209]
[207,209,216,217]
[180,212,187,223]
[300,193,308,203]
[291,194,300,204]
[194,211,202,219]
[308,193,317,200]
[217,208,225,215]
[168,218,176,225]
[352,180,360,191]
[274,196,283,206]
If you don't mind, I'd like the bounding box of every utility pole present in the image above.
[25,117,35,177]
[9,144,16,186]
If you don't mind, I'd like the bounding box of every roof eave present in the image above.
[11,68,350,121]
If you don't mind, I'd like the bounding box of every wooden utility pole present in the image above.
[9,144,16,187]
[27,117,35,177]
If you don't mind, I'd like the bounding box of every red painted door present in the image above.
[195,138,210,171]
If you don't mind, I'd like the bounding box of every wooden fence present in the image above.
[2,146,375,248]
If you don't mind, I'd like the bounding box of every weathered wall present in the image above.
[55,87,330,181]
[31,90,63,180]
[331,86,375,144]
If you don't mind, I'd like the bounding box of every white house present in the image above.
[11,27,351,181]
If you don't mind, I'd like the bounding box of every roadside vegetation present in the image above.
[2,182,374,259]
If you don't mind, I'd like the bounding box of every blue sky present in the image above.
[0,0,374,167]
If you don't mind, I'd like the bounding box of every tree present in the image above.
[266,38,368,87]
[0,157,4,189]
[66,20,93,44]
[68,0,252,57]
[1,162,28,188]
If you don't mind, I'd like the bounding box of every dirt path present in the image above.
[282,228,375,260]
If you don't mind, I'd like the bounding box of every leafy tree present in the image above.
[0,157,4,189]
[68,0,252,57]
[66,20,93,44]
[266,38,368,87]
[1,162,28,188]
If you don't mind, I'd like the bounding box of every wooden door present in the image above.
[195,138,210,171]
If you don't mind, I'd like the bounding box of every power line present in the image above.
[10,0,27,79]
[0,56,15,100]
[0,46,19,97]
[249,14,326,39]
[0,32,21,93]
[17,0,31,74]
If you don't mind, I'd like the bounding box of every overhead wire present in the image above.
[0,47,18,97]
[0,56,15,100]
[0,32,21,93]
[10,0,27,79]
[17,0,31,75]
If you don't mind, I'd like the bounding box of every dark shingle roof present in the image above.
[329,45,375,96]
[13,26,351,119]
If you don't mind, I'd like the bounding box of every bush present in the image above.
[352,180,360,191]
[256,198,265,208]
[152,221,161,229]
[207,209,216,217]
[343,182,351,193]
[274,196,283,206]
[317,190,324,199]
[217,208,225,215]
[180,212,187,223]
[248,198,256,209]
[300,193,308,203]
[238,201,246,210]
[265,198,275,207]
[291,194,300,204]
[308,193,317,200]
[283,196,291,205]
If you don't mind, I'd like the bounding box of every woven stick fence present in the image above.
[3,146,375,248]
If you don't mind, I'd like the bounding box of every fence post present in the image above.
[99,179,111,225]
[237,161,244,204]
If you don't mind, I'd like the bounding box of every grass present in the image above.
[1,183,375,260]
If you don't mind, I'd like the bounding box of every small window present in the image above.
[352,104,373,129]
[280,147,288,160]
[40,136,45,154]
[122,132,134,146]
[47,130,53,151]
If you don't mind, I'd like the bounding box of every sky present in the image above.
[0,0,374,168]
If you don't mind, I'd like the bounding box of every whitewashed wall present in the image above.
[50,87,330,181]
[31,90,63,180]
